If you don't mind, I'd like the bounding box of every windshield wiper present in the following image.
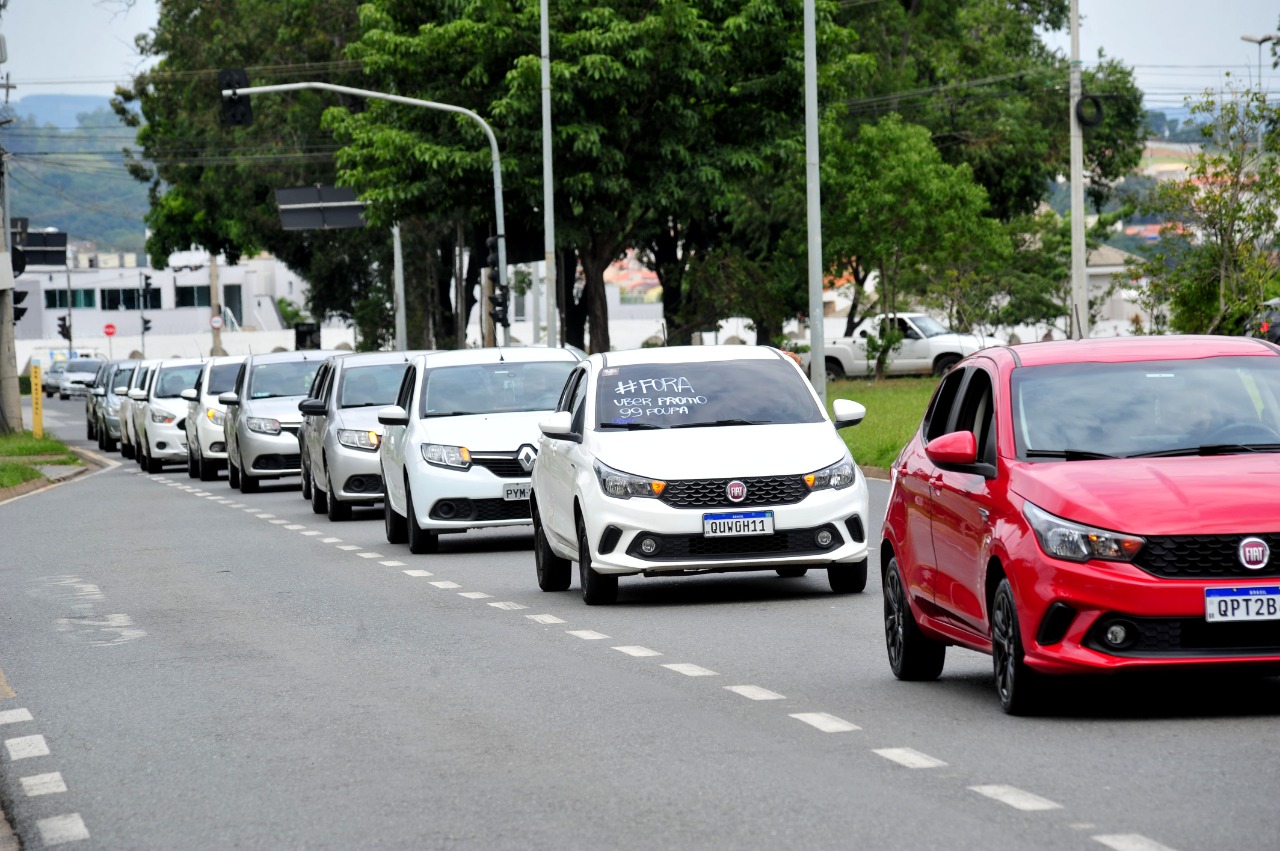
[669,419,767,429]
[1127,443,1280,458]
[1024,449,1119,461]
[598,421,663,430]
[425,410,483,418]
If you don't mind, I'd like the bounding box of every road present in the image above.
[2,396,1277,849]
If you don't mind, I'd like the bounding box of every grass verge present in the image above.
[0,432,77,458]
[827,376,938,470]
[0,462,45,489]
[0,431,81,491]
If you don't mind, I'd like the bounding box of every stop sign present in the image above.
[103,323,116,337]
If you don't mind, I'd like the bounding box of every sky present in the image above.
[0,0,1276,112]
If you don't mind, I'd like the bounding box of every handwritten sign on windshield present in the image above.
[609,376,708,420]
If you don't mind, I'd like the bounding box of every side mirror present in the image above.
[179,389,198,402]
[904,328,921,340]
[299,398,327,416]
[377,405,409,427]
[92,387,106,397]
[218,391,240,407]
[113,386,128,396]
[831,398,866,429]
[539,410,574,438]
[128,388,147,401]
[925,430,978,466]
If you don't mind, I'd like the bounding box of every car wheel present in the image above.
[240,470,260,493]
[198,453,218,482]
[59,393,68,401]
[101,427,116,454]
[405,481,438,554]
[932,354,962,377]
[146,452,163,474]
[300,460,312,501]
[187,446,199,478]
[776,567,808,578]
[825,358,846,383]
[384,492,408,545]
[534,502,571,592]
[828,558,868,594]
[326,470,352,522]
[991,577,1042,715]
[577,518,618,605]
[87,418,96,441]
[228,458,241,489]
[883,557,946,681]
[310,471,328,514]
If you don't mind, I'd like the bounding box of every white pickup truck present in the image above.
[817,313,989,379]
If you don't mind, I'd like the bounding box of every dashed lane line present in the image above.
[1092,835,1180,851]
[724,685,785,701]
[567,630,609,640]
[269,520,290,525]
[488,602,527,611]
[284,524,306,530]
[0,709,33,725]
[380,561,406,567]
[336,545,361,551]
[662,663,718,677]
[4,735,50,760]
[788,712,859,733]
[459,591,492,599]
[36,813,89,846]
[873,748,948,769]
[429,581,462,589]
[402,570,433,578]
[356,552,383,559]
[613,646,662,658]
[527,614,566,625]
[321,537,342,544]
[300,531,323,537]
[20,772,67,797]
[255,513,275,519]
[969,785,1063,812]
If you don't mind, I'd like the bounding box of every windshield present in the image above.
[248,360,323,399]
[65,360,103,375]
[912,316,950,338]
[419,360,573,417]
[340,363,408,409]
[207,363,240,395]
[596,358,824,429]
[155,365,202,398]
[1012,356,1280,459]
[112,367,135,390]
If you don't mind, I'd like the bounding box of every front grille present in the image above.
[429,498,531,522]
[625,524,841,562]
[471,455,530,479]
[253,453,301,471]
[1135,533,1280,579]
[280,425,301,439]
[1086,615,1280,657]
[660,476,809,508]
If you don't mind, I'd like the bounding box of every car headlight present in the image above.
[205,408,225,427]
[246,416,282,435]
[150,408,176,424]
[339,429,381,451]
[1023,501,1145,563]
[422,443,470,469]
[805,456,857,490]
[106,395,121,413]
[594,460,666,499]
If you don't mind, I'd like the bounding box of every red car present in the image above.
[880,335,1280,713]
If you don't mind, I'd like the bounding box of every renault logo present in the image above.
[517,444,538,473]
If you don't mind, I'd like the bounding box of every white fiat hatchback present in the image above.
[529,346,870,605]
[377,347,582,553]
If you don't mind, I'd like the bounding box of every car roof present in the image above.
[244,349,339,366]
[420,346,582,368]
[1002,335,1280,369]
[596,345,787,368]
[329,350,428,369]
[63,360,105,371]
[154,357,207,369]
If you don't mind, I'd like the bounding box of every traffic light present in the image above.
[12,289,27,322]
[57,315,70,340]
[218,69,254,127]
[485,235,501,289]
[488,290,510,328]
[142,317,152,334]
[142,274,153,290]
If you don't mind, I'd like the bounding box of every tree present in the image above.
[1126,83,1280,335]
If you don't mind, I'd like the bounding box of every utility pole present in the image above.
[1068,0,1088,340]
[803,0,827,401]
[210,254,223,354]
[0,150,20,434]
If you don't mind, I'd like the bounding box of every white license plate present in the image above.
[504,482,531,501]
[703,511,774,537]
[1205,586,1280,622]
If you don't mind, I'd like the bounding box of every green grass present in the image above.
[827,376,938,470]
[0,461,45,488]
[0,432,76,458]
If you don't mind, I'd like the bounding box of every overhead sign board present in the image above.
[275,186,366,230]
[25,230,68,266]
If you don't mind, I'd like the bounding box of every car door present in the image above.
[893,317,933,374]
[540,366,588,550]
[303,361,332,484]
[381,363,417,515]
[224,361,248,468]
[928,363,1002,637]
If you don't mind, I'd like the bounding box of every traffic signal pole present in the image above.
[0,152,20,434]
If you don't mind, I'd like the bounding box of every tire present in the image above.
[240,471,260,493]
[829,558,868,593]
[59,393,68,401]
[310,472,328,514]
[97,423,106,451]
[187,447,199,478]
[534,502,571,592]
[228,458,241,489]
[405,481,438,554]
[87,418,96,441]
[300,460,313,501]
[883,557,946,681]
[326,470,352,522]
[198,454,218,482]
[101,427,116,454]
[991,577,1043,715]
[578,519,618,605]
[146,451,163,475]
[384,491,408,544]
[825,358,846,383]
[932,354,962,377]
[776,567,808,578]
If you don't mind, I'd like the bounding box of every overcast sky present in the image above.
[1,0,1277,114]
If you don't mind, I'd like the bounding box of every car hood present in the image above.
[588,422,847,479]
[334,407,388,432]
[242,395,307,423]
[423,411,549,451]
[1009,454,1280,535]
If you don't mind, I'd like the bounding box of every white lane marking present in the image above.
[489,602,528,610]
[268,519,289,525]
[430,581,462,589]
[1092,835,1180,851]
[5,735,50,760]
[402,570,433,577]
[459,591,492,599]
[255,513,275,518]
[336,545,361,551]
[36,812,90,845]
[527,614,565,625]
[969,785,1063,811]
[789,712,859,733]
[874,747,948,769]
[356,552,383,559]
[725,685,784,701]
[21,772,67,796]
[243,508,258,513]
[300,530,323,537]
[227,503,246,508]
[567,630,609,640]
[284,524,306,530]
[663,663,718,677]
[613,646,662,657]
[0,708,34,725]
[380,561,406,567]
[321,537,342,544]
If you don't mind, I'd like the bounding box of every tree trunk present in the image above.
[578,247,613,354]
[654,228,689,345]
[562,249,588,351]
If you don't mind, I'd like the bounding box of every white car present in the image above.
[180,355,246,481]
[117,359,158,460]
[529,345,871,605]
[130,358,205,474]
[377,347,582,553]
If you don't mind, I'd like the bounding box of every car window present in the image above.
[923,367,967,442]
[206,363,240,395]
[113,367,135,390]
[419,361,575,417]
[594,358,823,429]
[247,360,323,399]
[309,363,331,401]
[557,368,584,413]
[133,366,151,389]
[568,369,589,433]
[339,363,409,408]
[155,365,203,398]
[396,365,417,410]
[952,368,996,465]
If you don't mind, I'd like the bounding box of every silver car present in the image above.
[131,358,204,474]
[180,355,246,482]
[117,359,158,460]
[221,350,336,493]
[299,351,420,521]
[59,359,104,400]
[91,360,138,452]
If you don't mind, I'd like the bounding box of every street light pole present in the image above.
[802,0,827,402]
[541,0,559,347]
[1068,0,1088,340]
[1241,34,1277,152]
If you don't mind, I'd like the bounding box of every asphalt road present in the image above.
[2,396,1278,849]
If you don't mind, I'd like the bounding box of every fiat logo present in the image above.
[726,480,747,503]
[1238,537,1271,570]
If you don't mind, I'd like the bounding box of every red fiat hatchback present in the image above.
[880,335,1280,713]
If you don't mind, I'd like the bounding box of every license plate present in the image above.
[703,511,774,537]
[1205,586,1280,622]
[503,482,531,501]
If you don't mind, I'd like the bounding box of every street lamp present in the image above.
[1240,33,1278,88]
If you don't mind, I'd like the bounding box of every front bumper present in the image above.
[326,442,384,503]
[144,419,189,461]
[239,426,302,477]
[193,414,229,460]
[103,411,122,439]
[407,459,532,531]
